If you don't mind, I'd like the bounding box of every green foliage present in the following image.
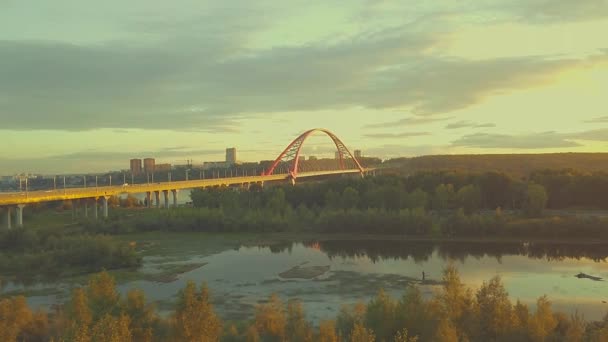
[524,183,548,217]
[0,228,140,278]
[456,184,482,215]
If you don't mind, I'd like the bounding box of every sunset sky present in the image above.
[1,0,607,174]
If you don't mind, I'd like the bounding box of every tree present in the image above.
[90,313,132,342]
[524,183,548,217]
[475,276,513,340]
[365,289,396,341]
[172,281,222,342]
[478,172,512,210]
[254,294,286,342]
[88,271,121,320]
[394,328,419,342]
[433,184,455,211]
[123,289,156,342]
[456,185,482,215]
[318,320,338,342]
[528,296,557,342]
[434,319,458,342]
[404,189,429,210]
[350,323,375,342]
[337,303,366,338]
[325,189,341,209]
[435,265,477,340]
[245,325,261,342]
[0,296,34,342]
[286,300,314,342]
[64,287,93,342]
[342,187,360,210]
[395,286,433,340]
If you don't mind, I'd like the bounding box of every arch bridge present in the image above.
[0,128,371,228]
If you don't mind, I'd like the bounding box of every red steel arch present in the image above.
[264,128,364,178]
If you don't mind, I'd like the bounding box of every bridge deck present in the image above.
[0,169,363,206]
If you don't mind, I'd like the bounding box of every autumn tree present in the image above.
[394,328,419,342]
[90,313,132,342]
[366,289,397,341]
[286,300,314,342]
[528,296,557,342]
[475,276,514,340]
[254,294,286,342]
[318,320,338,342]
[123,289,157,342]
[88,271,121,320]
[63,287,93,342]
[350,323,375,342]
[395,286,434,341]
[0,296,34,342]
[172,281,222,342]
[433,319,458,342]
[337,302,366,338]
[434,265,477,341]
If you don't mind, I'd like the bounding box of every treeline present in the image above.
[161,171,608,239]
[2,268,607,342]
[386,153,608,178]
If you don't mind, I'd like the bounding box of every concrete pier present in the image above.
[16,204,25,227]
[172,189,178,208]
[102,196,109,218]
[5,207,11,229]
[163,190,169,209]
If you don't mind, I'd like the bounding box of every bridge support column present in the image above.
[171,190,178,208]
[5,207,11,229]
[102,196,109,218]
[93,198,98,219]
[146,192,152,208]
[71,199,78,221]
[163,190,169,209]
[154,191,160,209]
[16,204,25,227]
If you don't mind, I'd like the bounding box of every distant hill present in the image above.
[385,153,608,177]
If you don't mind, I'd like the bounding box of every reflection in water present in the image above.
[4,238,608,322]
[260,240,608,264]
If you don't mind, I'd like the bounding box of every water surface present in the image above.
[3,237,607,322]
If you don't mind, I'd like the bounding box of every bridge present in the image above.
[1,129,371,228]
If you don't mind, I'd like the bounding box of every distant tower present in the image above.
[226,148,237,165]
[130,159,142,175]
[354,150,362,159]
[143,158,156,174]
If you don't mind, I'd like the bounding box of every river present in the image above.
[2,234,607,322]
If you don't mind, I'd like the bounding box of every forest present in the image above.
[386,153,608,177]
[1,267,607,342]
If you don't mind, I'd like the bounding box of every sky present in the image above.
[1,0,607,174]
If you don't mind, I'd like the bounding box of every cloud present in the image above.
[445,120,496,129]
[506,0,608,23]
[2,30,606,132]
[452,128,608,149]
[1,1,607,133]
[584,116,608,123]
[364,144,448,158]
[364,132,431,139]
[366,116,452,129]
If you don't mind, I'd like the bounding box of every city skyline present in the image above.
[2,1,608,174]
